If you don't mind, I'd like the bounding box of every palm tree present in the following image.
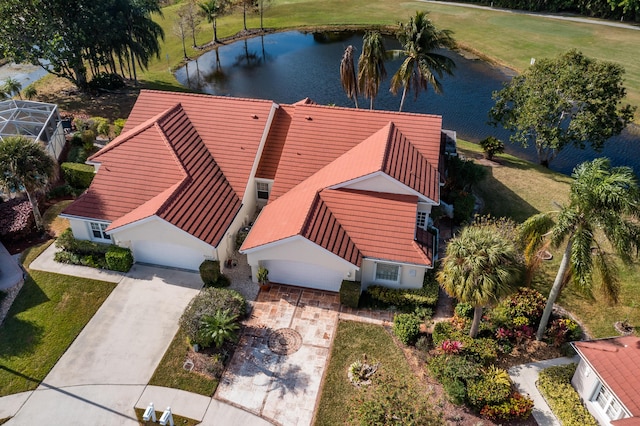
[3,77,22,99]
[22,84,38,100]
[358,31,387,110]
[200,0,227,44]
[0,136,56,231]
[340,45,359,108]
[520,158,640,340]
[197,309,240,348]
[438,223,523,338]
[389,11,456,112]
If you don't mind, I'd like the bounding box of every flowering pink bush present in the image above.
[441,339,463,354]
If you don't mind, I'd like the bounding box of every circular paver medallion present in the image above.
[267,328,303,355]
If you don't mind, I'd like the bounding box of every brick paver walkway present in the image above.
[215,284,393,426]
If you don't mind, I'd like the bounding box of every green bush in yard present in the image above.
[199,260,226,287]
[339,280,361,308]
[367,282,438,308]
[432,321,455,346]
[393,313,421,345]
[56,228,110,256]
[467,366,512,408]
[61,162,95,189]
[105,246,133,272]
[537,364,598,426]
[455,302,474,319]
[180,287,246,345]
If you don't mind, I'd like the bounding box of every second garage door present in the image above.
[263,260,344,292]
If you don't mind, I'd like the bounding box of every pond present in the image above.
[175,31,640,176]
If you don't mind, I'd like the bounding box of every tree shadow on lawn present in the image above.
[0,317,44,358]
[475,166,539,223]
[0,277,48,358]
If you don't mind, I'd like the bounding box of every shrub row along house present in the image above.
[61,90,453,291]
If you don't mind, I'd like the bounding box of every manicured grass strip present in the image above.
[42,200,73,237]
[148,328,217,397]
[315,321,440,426]
[0,242,117,396]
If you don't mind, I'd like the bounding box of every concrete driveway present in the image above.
[7,265,202,425]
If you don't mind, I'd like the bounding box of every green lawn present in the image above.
[137,0,640,115]
[148,328,218,396]
[315,321,442,426]
[459,139,640,338]
[0,242,117,396]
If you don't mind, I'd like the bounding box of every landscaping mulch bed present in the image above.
[394,328,563,426]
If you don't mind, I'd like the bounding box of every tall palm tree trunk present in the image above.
[470,306,483,338]
[536,240,572,340]
[25,189,44,231]
[398,86,408,112]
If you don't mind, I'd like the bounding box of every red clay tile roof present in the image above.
[63,106,186,222]
[122,90,276,198]
[574,336,640,416]
[64,90,276,246]
[270,103,442,199]
[243,118,440,266]
[256,105,294,180]
[318,189,431,265]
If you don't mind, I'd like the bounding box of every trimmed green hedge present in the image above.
[55,228,133,272]
[105,246,134,272]
[366,276,438,308]
[339,280,361,308]
[393,313,421,345]
[61,162,95,189]
[537,364,598,426]
[199,260,230,288]
[56,228,110,255]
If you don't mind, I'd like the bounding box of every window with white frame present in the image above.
[593,383,623,420]
[416,211,427,229]
[375,262,400,282]
[256,181,270,200]
[90,222,111,241]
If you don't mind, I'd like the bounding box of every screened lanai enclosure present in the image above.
[0,99,65,160]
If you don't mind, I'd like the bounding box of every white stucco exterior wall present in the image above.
[67,218,94,241]
[571,359,630,425]
[360,258,426,290]
[107,217,214,270]
[245,237,357,282]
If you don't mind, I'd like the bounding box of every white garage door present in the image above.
[264,260,343,292]
[132,240,204,271]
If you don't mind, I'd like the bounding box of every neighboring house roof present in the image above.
[574,336,640,417]
[242,121,440,266]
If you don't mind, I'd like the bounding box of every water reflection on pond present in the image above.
[175,31,639,176]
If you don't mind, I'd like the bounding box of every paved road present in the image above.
[423,0,640,30]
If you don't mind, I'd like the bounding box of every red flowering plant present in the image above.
[440,339,463,354]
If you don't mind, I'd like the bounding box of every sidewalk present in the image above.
[508,356,579,426]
